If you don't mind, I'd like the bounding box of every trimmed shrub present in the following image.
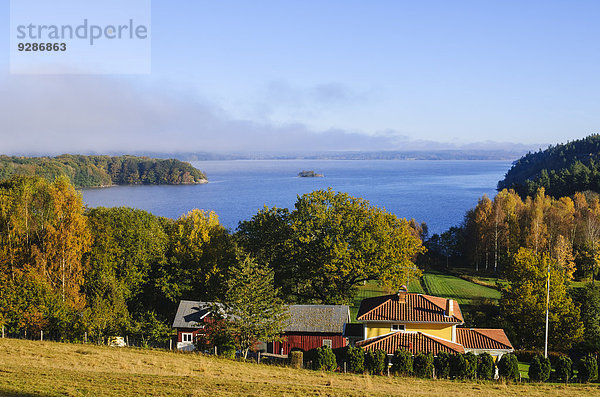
[477,353,495,380]
[528,354,551,382]
[289,350,303,369]
[464,352,478,379]
[332,346,349,366]
[413,353,434,378]
[365,350,386,375]
[317,346,337,371]
[554,356,572,383]
[390,349,413,376]
[434,351,451,379]
[346,346,365,373]
[497,353,519,381]
[449,353,467,379]
[577,354,598,383]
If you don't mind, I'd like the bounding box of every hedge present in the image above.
[390,349,413,376]
[413,353,434,378]
[528,354,551,382]
[498,353,519,381]
[577,354,598,383]
[477,352,495,380]
[554,356,573,383]
[365,350,387,375]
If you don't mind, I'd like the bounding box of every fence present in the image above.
[0,325,177,350]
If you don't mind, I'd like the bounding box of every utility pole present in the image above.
[544,261,550,358]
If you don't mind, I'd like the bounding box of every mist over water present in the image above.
[81,160,511,235]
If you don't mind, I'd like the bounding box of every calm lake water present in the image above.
[81,160,511,235]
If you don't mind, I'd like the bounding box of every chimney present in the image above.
[397,285,408,303]
[446,299,454,317]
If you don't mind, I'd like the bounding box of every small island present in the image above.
[298,170,324,178]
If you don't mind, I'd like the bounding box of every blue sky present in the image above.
[2,1,600,154]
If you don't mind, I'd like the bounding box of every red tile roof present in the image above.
[357,293,464,323]
[456,328,514,351]
[356,331,464,355]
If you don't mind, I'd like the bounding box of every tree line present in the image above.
[0,154,207,188]
[425,187,600,353]
[498,134,600,198]
[0,176,423,345]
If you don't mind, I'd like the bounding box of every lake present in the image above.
[81,160,511,235]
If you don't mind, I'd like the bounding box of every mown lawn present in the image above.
[421,271,501,305]
[1,338,598,396]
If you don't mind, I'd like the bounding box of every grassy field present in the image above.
[421,271,501,305]
[1,339,598,396]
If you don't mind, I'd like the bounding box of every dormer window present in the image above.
[391,324,405,332]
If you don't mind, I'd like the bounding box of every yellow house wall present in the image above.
[365,323,454,341]
[365,323,393,339]
[404,323,452,341]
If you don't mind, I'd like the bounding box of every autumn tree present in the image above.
[500,248,583,350]
[170,209,237,300]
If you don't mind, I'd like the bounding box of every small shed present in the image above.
[270,305,350,355]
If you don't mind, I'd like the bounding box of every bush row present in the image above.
[301,347,599,383]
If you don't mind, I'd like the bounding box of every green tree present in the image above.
[364,350,387,375]
[500,248,583,350]
[413,352,434,378]
[497,353,519,381]
[346,346,365,373]
[216,256,288,359]
[238,189,425,304]
[313,346,337,371]
[554,356,573,383]
[433,351,451,379]
[577,354,598,383]
[171,209,237,301]
[390,349,413,376]
[449,354,467,379]
[477,352,495,380]
[528,354,551,382]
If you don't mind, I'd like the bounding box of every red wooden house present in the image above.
[269,305,350,355]
[171,300,215,351]
[172,301,350,354]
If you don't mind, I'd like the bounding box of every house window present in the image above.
[323,339,332,348]
[391,324,405,332]
[182,333,194,343]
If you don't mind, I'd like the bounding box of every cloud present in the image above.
[0,75,540,156]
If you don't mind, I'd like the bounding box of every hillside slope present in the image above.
[498,134,600,198]
[0,338,597,396]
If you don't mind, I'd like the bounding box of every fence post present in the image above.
[126,335,129,347]
[169,339,172,351]
[24,330,27,339]
[2,325,4,338]
[344,361,347,373]
[84,332,87,344]
[258,352,261,364]
[40,330,43,341]
[214,346,217,355]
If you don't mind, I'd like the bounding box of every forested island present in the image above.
[0,154,207,188]
[297,170,324,177]
[498,134,600,198]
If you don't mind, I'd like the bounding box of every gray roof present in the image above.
[172,301,350,334]
[172,300,215,329]
[283,305,350,334]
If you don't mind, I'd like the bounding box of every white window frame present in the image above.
[322,339,332,348]
[391,324,405,332]
[182,332,194,343]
